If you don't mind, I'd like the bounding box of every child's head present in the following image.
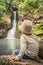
[19,20,33,35]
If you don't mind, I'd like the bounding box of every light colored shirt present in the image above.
[16,34,39,60]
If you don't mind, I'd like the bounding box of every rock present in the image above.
[2,14,11,29]
[38,40,43,59]
[0,55,43,65]
[39,47,43,59]
[0,23,7,38]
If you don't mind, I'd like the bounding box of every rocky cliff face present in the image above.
[0,23,7,38]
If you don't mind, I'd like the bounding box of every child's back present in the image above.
[20,33,39,59]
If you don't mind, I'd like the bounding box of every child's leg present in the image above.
[14,49,33,60]
[23,54,33,60]
[14,49,19,55]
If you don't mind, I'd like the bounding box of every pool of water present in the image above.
[0,39,20,55]
[0,39,43,55]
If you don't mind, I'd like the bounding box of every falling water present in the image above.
[6,11,16,39]
[6,11,17,53]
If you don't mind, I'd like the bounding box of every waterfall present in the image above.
[6,11,16,39]
[6,11,17,53]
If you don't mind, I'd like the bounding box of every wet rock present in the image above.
[38,40,43,59]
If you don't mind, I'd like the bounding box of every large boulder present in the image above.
[0,55,43,65]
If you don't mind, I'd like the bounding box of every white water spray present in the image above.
[6,11,17,53]
[6,11,16,39]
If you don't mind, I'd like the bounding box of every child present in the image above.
[10,20,39,61]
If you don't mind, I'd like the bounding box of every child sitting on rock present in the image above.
[10,20,39,61]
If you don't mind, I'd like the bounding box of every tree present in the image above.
[0,0,18,22]
[18,0,43,19]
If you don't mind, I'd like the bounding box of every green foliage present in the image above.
[18,0,43,18]
[0,0,6,20]
[18,0,43,35]
[24,0,43,14]
[33,19,43,35]
[0,0,18,22]
[18,2,24,10]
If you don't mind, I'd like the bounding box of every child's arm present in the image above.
[15,35,26,60]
